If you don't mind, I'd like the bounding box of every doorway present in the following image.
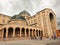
[3,28,6,38]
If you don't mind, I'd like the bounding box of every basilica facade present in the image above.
[0,8,58,41]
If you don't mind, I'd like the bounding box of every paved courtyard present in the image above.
[0,39,59,45]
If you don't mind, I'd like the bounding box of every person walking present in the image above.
[40,36,42,40]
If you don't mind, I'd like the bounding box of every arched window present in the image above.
[49,13,54,21]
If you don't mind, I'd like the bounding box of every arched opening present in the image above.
[8,27,13,38]
[15,27,20,37]
[36,30,38,37]
[21,28,25,37]
[30,29,32,37]
[39,30,40,36]
[3,28,6,38]
[33,29,35,37]
[49,13,54,21]
[26,28,29,37]
[41,31,43,36]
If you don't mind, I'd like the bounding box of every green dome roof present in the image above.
[11,10,31,20]
[11,15,26,20]
[19,10,31,16]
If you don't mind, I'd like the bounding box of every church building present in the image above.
[0,8,58,41]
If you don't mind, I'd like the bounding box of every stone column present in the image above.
[32,30,33,37]
[13,28,15,38]
[35,30,36,37]
[20,28,21,37]
[40,31,42,36]
[29,30,30,37]
[25,29,27,37]
[33,30,34,37]
[38,30,39,37]
[6,28,8,38]
[2,29,4,38]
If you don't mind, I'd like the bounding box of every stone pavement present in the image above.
[0,39,59,45]
[47,39,60,45]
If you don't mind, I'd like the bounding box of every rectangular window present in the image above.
[3,19,5,23]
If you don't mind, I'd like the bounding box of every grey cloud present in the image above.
[7,0,34,15]
[9,0,42,15]
[54,0,60,7]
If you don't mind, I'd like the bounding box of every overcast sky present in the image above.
[0,0,60,29]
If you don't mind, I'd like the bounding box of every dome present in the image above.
[19,10,31,16]
[11,15,26,20]
[10,10,31,20]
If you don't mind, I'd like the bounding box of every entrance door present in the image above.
[3,28,6,38]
